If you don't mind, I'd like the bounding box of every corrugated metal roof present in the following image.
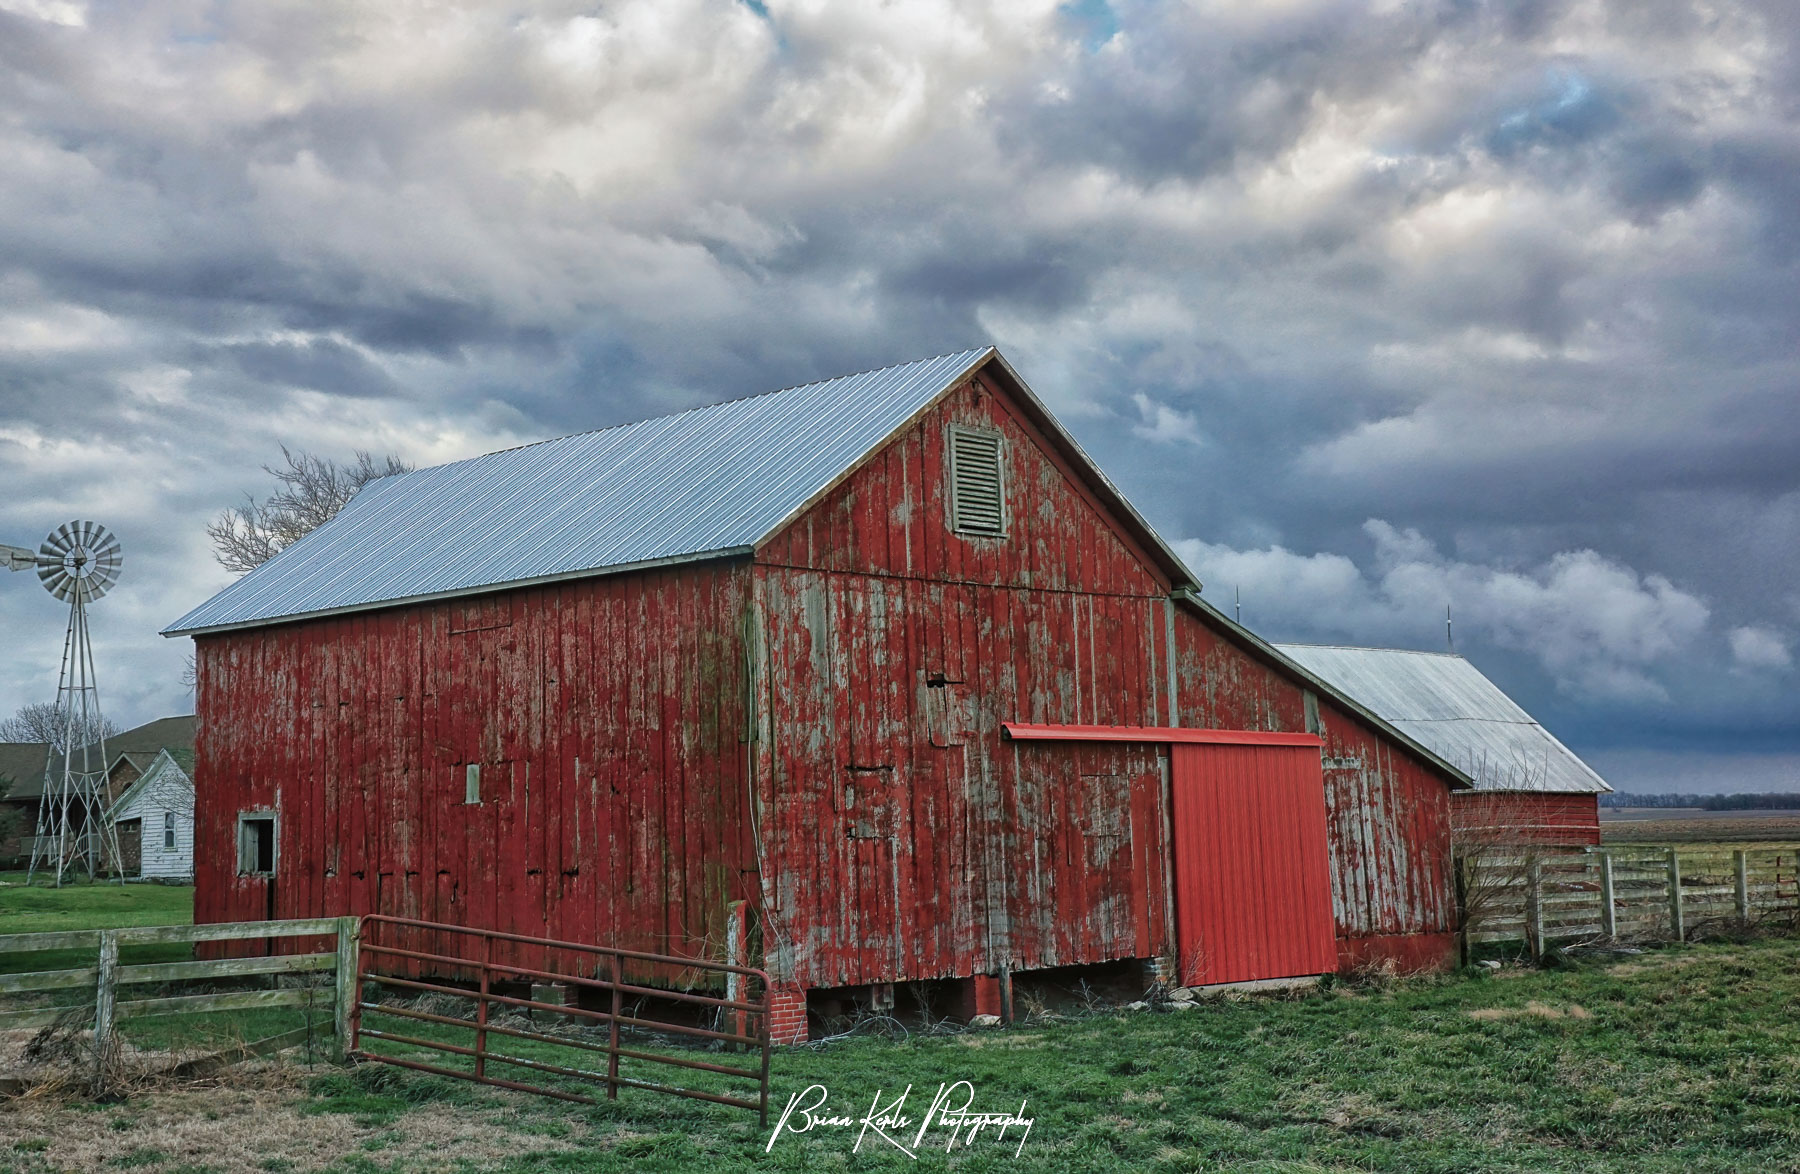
[1272,645,1611,794]
[165,348,997,636]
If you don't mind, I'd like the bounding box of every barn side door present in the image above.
[1169,742,1337,986]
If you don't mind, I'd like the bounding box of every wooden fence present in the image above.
[0,917,358,1090]
[1458,845,1800,958]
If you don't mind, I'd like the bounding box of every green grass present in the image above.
[0,871,304,1052]
[0,871,194,933]
[277,936,1800,1173]
[6,875,1799,1170]
[0,870,194,976]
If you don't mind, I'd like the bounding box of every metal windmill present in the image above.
[3,522,125,885]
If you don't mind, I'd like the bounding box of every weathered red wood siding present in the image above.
[752,371,1176,989]
[192,561,754,969]
[1169,605,1459,973]
[191,356,1462,988]
[1451,791,1601,847]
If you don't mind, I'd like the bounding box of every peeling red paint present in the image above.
[193,363,1462,991]
[1452,792,1601,847]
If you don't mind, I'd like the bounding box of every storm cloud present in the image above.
[0,0,1795,790]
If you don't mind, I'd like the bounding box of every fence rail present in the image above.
[1457,844,1800,958]
[352,915,773,1124]
[0,916,354,1091]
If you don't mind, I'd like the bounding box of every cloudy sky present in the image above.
[1,0,1795,792]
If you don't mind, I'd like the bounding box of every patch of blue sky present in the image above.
[1059,0,1119,52]
[1487,68,1619,157]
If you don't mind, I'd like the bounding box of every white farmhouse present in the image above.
[107,748,195,881]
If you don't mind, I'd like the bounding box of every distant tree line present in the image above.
[1601,791,1800,810]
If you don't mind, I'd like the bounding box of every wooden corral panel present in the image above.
[1169,605,1459,973]
[1169,742,1337,985]
[193,561,755,973]
[1452,791,1601,847]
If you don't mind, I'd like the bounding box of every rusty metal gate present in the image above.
[350,916,771,1123]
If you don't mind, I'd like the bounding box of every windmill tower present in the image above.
[3,522,125,885]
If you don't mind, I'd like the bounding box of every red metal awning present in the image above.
[1002,723,1321,748]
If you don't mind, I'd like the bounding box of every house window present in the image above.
[237,814,275,875]
[948,426,1006,535]
[464,763,481,805]
[163,811,176,850]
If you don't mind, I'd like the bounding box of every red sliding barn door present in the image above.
[1170,742,1337,986]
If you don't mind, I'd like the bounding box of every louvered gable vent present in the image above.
[949,426,1006,535]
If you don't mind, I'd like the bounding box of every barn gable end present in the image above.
[747,361,1173,991]
[757,368,1172,598]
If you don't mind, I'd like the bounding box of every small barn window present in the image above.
[948,426,1005,535]
[464,764,482,805]
[163,811,176,850]
[237,814,275,876]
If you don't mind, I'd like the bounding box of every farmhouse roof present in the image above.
[108,748,194,820]
[0,742,50,796]
[164,348,1198,636]
[7,714,197,800]
[1271,644,1611,794]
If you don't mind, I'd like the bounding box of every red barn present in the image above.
[166,348,1471,1040]
[1275,645,1612,847]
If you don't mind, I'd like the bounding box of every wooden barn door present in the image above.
[1169,742,1337,986]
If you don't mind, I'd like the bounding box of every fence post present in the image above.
[725,900,747,1048]
[92,930,118,1094]
[1452,855,1470,967]
[1666,848,1685,941]
[334,917,360,1055]
[1526,856,1544,961]
[1598,852,1616,939]
[607,952,621,1100]
[1734,850,1750,925]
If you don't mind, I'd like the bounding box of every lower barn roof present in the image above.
[1273,644,1611,795]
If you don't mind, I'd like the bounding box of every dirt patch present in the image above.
[0,1064,577,1173]
[1467,1001,1592,1022]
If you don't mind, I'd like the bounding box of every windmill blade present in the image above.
[33,521,124,603]
[38,525,73,561]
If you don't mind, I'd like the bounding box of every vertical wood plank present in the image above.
[1599,851,1617,939]
[1667,848,1685,941]
[92,929,117,1092]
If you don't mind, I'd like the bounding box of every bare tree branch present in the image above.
[207,448,412,574]
[0,701,122,746]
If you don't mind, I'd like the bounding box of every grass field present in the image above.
[5,876,1800,1171]
[0,871,195,976]
[1601,811,1800,845]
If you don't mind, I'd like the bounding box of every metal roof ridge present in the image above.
[1273,642,1465,658]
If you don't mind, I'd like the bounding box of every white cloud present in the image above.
[1129,393,1204,446]
[1729,625,1792,673]
[0,0,85,27]
[1176,519,1714,703]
